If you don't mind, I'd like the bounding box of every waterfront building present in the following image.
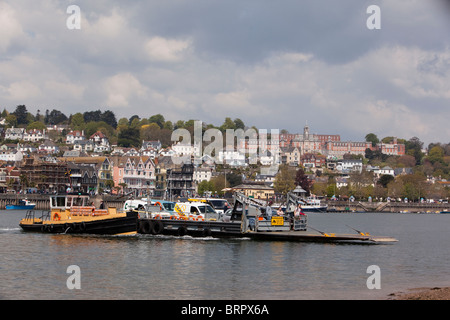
[231,183,274,199]
[166,163,195,198]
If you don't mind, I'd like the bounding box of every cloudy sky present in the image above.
[1,0,450,145]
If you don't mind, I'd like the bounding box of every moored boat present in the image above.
[19,194,138,235]
[6,199,36,210]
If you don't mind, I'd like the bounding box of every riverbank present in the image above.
[388,287,450,300]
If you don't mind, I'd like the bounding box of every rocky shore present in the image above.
[388,287,450,300]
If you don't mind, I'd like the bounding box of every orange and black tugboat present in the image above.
[19,194,138,235]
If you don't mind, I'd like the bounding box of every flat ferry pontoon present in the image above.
[19,194,138,235]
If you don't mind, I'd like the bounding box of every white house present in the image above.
[23,129,48,142]
[336,159,363,173]
[193,167,212,183]
[5,127,25,140]
[39,140,59,154]
[0,150,23,162]
[66,130,85,144]
[218,150,246,166]
[73,140,94,152]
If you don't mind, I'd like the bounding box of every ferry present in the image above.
[6,199,36,210]
[298,196,328,213]
[19,194,138,235]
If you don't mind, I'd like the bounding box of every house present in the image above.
[280,146,301,166]
[90,131,110,152]
[5,127,25,140]
[379,166,394,176]
[18,144,38,153]
[38,140,59,154]
[141,140,162,151]
[394,167,413,176]
[336,159,363,173]
[218,150,246,166]
[0,150,23,162]
[231,183,274,199]
[23,129,47,142]
[301,153,326,168]
[73,140,94,152]
[111,156,156,197]
[193,167,213,183]
[61,157,113,192]
[66,130,85,144]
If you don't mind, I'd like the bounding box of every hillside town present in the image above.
[0,106,449,203]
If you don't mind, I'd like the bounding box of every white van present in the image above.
[174,202,219,221]
[123,199,172,219]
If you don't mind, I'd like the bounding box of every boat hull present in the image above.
[6,205,36,210]
[20,211,139,235]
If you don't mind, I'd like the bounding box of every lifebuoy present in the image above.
[53,212,61,221]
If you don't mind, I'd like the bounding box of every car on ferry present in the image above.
[123,198,175,219]
[187,198,231,214]
[174,202,219,221]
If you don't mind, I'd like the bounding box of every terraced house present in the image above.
[111,156,156,197]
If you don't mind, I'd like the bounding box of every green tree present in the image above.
[13,105,29,125]
[428,145,444,164]
[274,165,296,195]
[70,113,85,129]
[149,114,165,129]
[27,121,46,131]
[118,127,140,147]
[365,133,379,147]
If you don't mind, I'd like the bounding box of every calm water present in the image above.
[1,210,449,300]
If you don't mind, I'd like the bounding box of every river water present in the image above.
[1,210,449,300]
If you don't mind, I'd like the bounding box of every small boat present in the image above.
[440,210,450,214]
[6,199,36,210]
[19,194,138,235]
[298,196,328,213]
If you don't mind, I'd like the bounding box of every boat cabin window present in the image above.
[72,197,87,207]
[51,196,66,208]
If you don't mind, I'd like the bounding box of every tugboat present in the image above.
[19,194,138,235]
[6,199,36,210]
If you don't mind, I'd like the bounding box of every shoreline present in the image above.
[387,287,450,300]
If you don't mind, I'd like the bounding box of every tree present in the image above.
[47,109,68,125]
[405,137,424,165]
[100,110,117,128]
[13,105,29,125]
[428,145,444,165]
[377,174,395,188]
[295,167,311,195]
[118,127,140,147]
[27,121,46,131]
[233,118,245,130]
[70,113,85,129]
[365,133,379,147]
[274,165,296,195]
[149,114,165,129]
